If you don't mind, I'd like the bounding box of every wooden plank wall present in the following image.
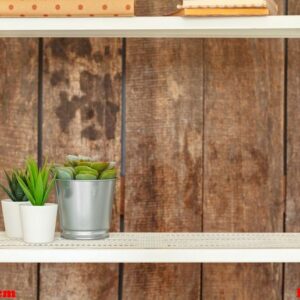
[0,0,299,299]
[39,38,122,300]
[0,39,38,300]
[202,1,285,299]
[285,1,300,299]
[202,35,284,299]
[123,1,203,299]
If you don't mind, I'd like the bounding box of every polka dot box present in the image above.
[0,0,134,17]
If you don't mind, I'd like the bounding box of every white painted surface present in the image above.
[20,204,58,244]
[1,232,300,263]
[0,16,299,38]
[1,199,24,239]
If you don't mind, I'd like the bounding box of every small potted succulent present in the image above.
[0,170,28,238]
[54,155,117,240]
[17,158,57,243]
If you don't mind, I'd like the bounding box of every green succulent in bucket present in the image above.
[100,168,117,180]
[0,170,28,202]
[54,155,117,181]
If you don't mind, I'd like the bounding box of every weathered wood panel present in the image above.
[285,1,300,299]
[123,2,203,299]
[134,0,176,16]
[0,39,38,300]
[39,38,122,300]
[202,26,285,300]
[123,38,203,300]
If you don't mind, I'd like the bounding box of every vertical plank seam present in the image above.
[38,38,43,167]
[37,37,44,300]
[200,38,206,300]
[120,37,126,219]
[121,37,127,180]
[282,1,288,299]
[118,37,126,300]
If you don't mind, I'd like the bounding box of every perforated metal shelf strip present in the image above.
[1,232,300,249]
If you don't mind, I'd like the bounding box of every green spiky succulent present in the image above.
[16,158,55,206]
[54,155,117,181]
[0,170,28,202]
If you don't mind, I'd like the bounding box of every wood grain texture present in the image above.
[123,2,202,299]
[123,1,203,297]
[39,38,122,300]
[202,30,285,300]
[0,39,38,300]
[285,1,300,299]
[134,0,177,16]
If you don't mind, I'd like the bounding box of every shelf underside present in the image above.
[1,232,300,263]
[0,16,300,38]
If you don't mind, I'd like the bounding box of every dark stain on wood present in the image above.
[104,73,113,99]
[79,70,101,94]
[105,100,119,139]
[54,69,119,140]
[104,45,110,56]
[55,91,81,133]
[49,38,92,60]
[93,51,103,62]
[81,124,101,140]
[50,69,69,87]
[83,107,95,120]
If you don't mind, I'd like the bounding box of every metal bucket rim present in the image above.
[55,179,116,183]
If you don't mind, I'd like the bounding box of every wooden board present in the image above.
[39,38,122,300]
[134,0,177,16]
[123,1,203,299]
[285,1,300,299]
[0,39,38,300]
[202,30,285,300]
[123,37,203,300]
[171,8,270,16]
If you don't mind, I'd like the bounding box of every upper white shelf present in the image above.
[0,16,300,38]
[1,232,300,263]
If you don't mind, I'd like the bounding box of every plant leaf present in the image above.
[27,158,38,184]
[41,159,50,190]
[34,173,44,205]
[0,182,16,201]
[16,175,36,205]
[26,165,35,193]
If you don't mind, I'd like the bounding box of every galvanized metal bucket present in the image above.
[55,179,116,240]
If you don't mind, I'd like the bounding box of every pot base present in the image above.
[61,230,109,240]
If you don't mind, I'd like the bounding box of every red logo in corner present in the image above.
[0,290,16,298]
[297,288,300,298]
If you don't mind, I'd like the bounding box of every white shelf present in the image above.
[0,16,299,38]
[1,232,300,263]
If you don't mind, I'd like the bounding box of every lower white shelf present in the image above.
[1,232,300,263]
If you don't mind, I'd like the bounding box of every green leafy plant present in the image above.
[54,155,117,181]
[17,158,55,206]
[0,170,28,202]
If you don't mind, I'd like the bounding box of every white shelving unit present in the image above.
[0,16,299,38]
[1,16,300,264]
[1,232,300,263]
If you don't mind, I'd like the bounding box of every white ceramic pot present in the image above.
[1,199,27,238]
[20,203,58,243]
